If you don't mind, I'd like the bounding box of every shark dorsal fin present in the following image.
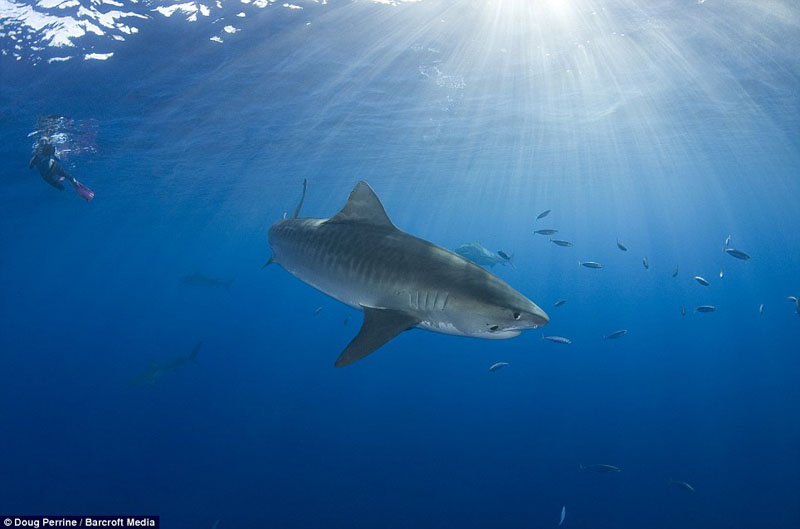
[327,181,396,229]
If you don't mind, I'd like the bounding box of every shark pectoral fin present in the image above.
[334,307,420,367]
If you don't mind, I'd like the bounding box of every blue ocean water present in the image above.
[1,1,799,527]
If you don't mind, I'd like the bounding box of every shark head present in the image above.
[441,277,549,339]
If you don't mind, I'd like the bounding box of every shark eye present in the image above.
[513,312,521,320]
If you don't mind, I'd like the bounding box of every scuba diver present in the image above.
[28,137,94,201]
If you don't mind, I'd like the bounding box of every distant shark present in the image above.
[264,180,548,367]
[131,342,202,387]
[454,242,514,268]
[181,270,234,290]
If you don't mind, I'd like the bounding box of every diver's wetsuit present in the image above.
[29,143,72,191]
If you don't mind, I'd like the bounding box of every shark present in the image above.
[264,180,549,367]
[181,270,234,290]
[131,342,202,387]
[454,242,514,268]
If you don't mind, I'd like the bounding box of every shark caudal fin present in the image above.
[188,341,203,363]
[291,178,307,219]
[334,306,419,367]
[326,181,396,230]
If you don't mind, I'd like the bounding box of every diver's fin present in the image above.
[291,178,307,219]
[326,181,396,229]
[261,256,275,269]
[72,179,94,202]
[334,306,419,367]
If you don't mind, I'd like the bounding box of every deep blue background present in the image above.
[1,1,799,527]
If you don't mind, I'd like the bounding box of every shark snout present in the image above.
[528,305,550,328]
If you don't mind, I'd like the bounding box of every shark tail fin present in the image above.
[189,342,202,363]
[291,178,308,219]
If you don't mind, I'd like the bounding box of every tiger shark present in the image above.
[131,342,202,387]
[265,180,549,367]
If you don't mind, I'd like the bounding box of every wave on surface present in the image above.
[0,0,421,63]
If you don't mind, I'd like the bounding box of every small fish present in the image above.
[681,305,686,316]
[497,250,511,261]
[537,209,551,220]
[669,479,696,493]
[725,248,751,260]
[759,304,764,315]
[672,266,679,278]
[558,506,565,526]
[579,463,621,473]
[551,239,573,247]
[534,229,558,235]
[604,329,628,340]
[695,305,717,313]
[720,269,724,279]
[313,306,323,316]
[344,316,350,325]
[542,334,572,344]
[694,276,710,286]
[724,234,731,246]
[642,256,649,269]
[554,299,567,307]
[579,261,603,269]
[616,239,627,251]
[489,362,509,372]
